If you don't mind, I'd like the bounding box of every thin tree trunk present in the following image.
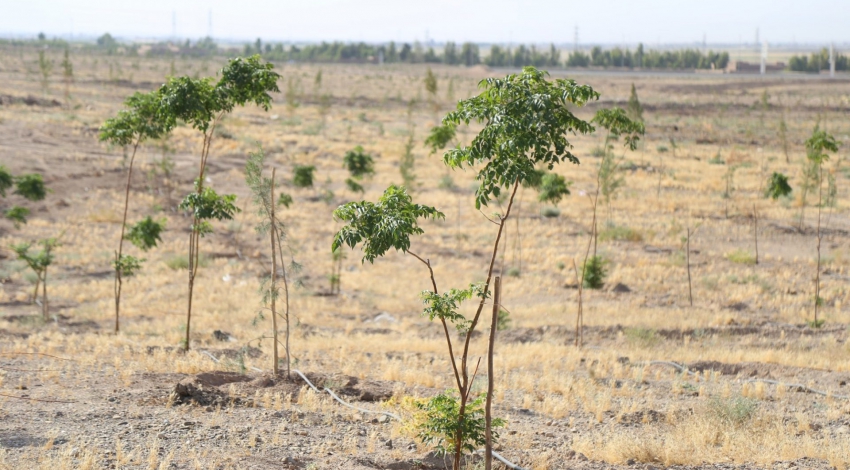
[485,276,501,470]
[815,168,823,324]
[454,179,521,470]
[270,168,279,377]
[687,227,693,306]
[32,277,40,304]
[42,269,48,321]
[115,139,141,333]
[572,260,583,348]
[753,204,759,265]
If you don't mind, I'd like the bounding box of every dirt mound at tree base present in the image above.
[168,370,398,407]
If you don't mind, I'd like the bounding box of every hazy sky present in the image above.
[2,0,848,45]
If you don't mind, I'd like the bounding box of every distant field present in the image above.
[1,46,850,469]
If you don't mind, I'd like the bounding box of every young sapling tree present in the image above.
[159,55,280,350]
[245,148,294,377]
[339,67,599,470]
[100,89,172,332]
[38,49,53,97]
[343,145,375,195]
[12,237,60,320]
[804,130,839,327]
[61,47,73,103]
[0,166,47,230]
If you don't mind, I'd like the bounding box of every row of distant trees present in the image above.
[9,33,847,73]
[787,48,848,72]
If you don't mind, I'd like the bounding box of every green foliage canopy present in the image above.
[332,185,444,263]
[426,67,599,208]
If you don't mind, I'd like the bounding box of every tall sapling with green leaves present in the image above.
[100,90,172,332]
[159,55,280,350]
[340,67,599,470]
[12,236,61,321]
[805,130,839,327]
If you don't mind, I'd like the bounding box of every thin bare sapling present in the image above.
[245,148,295,377]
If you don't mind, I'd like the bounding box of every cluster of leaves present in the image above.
[591,107,645,152]
[113,254,144,278]
[12,238,59,278]
[293,165,316,188]
[416,392,504,457]
[343,146,375,194]
[427,67,599,208]
[583,255,607,289]
[0,166,47,228]
[764,172,792,200]
[332,185,444,263]
[125,216,166,251]
[179,183,240,236]
[420,284,486,334]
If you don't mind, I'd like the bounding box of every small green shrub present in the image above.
[708,153,725,165]
[541,207,560,218]
[166,254,209,270]
[726,249,757,265]
[293,165,315,188]
[708,396,758,425]
[505,267,521,277]
[582,255,607,289]
[438,175,455,190]
[598,224,643,242]
[764,172,792,200]
[416,392,503,457]
[623,327,659,348]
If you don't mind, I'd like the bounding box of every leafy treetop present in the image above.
[343,146,375,179]
[99,90,173,147]
[158,55,280,133]
[426,66,599,208]
[805,130,839,164]
[332,185,444,263]
[591,107,645,151]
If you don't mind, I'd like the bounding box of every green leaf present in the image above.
[5,206,29,228]
[217,55,281,111]
[179,185,240,237]
[293,165,315,188]
[278,193,293,208]
[0,166,13,197]
[537,172,570,205]
[345,178,365,194]
[764,172,792,200]
[591,107,645,151]
[332,185,444,263]
[14,174,47,202]
[125,216,166,251]
[343,146,375,179]
[99,90,174,147]
[805,130,839,164]
[114,254,145,277]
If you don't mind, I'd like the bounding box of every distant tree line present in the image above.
[566,44,730,70]
[787,48,848,72]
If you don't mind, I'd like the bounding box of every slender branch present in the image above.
[460,179,520,390]
[406,250,462,394]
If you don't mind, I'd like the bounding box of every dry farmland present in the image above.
[2,47,850,469]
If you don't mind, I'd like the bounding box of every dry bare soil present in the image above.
[2,48,850,469]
